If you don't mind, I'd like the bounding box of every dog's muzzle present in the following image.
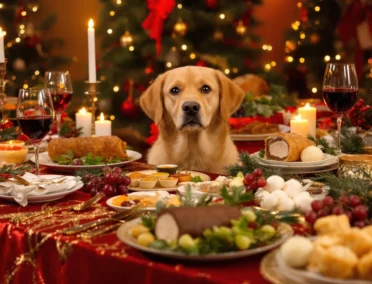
[180,101,202,129]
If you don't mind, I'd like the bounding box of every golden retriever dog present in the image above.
[140,66,245,174]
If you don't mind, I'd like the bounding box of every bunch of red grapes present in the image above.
[83,167,131,197]
[243,168,267,192]
[305,194,370,228]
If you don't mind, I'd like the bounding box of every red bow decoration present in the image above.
[142,0,176,56]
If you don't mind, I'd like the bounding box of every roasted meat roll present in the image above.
[48,136,128,161]
[265,132,315,162]
[154,205,241,242]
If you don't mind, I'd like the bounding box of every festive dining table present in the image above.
[0,160,276,284]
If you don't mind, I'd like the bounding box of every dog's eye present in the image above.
[200,85,211,94]
[170,87,180,95]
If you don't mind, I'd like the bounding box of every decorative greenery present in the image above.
[59,122,82,138]
[0,164,34,181]
[308,135,337,155]
[0,127,19,142]
[190,176,203,183]
[53,150,122,165]
[220,185,253,206]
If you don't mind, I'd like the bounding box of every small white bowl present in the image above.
[139,178,157,189]
[159,177,178,188]
[129,178,140,187]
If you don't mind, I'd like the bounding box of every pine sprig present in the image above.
[220,185,253,206]
[0,163,33,175]
[339,128,364,154]
[254,209,301,226]
[308,135,337,155]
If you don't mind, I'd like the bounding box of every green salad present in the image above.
[53,150,123,166]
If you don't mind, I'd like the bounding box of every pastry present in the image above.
[362,225,372,237]
[154,205,241,242]
[265,133,315,162]
[48,136,128,161]
[338,228,372,257]
[357,250,372,280]
[313,215,351,236]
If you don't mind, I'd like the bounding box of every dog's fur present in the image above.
[140,66,245,174]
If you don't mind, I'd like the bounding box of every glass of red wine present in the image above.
[322,63,358,154]
[44,71,73,135]
[17,89,54,175]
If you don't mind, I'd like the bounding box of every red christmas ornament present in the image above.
[196,60,207,67]
[300,8,308,23]
[205,0,218,9]
[0,120,14,130]
[121,80,138,118]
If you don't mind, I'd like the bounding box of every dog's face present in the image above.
[140,66,245,132]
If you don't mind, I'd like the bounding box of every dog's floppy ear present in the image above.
[215,70,245,121]
[140,74,165,125]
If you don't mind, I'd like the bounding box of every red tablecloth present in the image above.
[0,162,270,284]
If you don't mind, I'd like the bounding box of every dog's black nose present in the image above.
[182,101,200,115]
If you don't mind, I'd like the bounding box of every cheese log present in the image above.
[155,205,241,242]
[48,136,128,161]
[265,133,315,162]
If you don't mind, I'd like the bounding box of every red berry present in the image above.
[338,195,349,205]
[257,177,267,188]
[317,208,329,218]
[122,176,131,186]
[117,184,128,195]
[354,220,366,228]
[323,196,334,207]
[103,184,117,197]
[104,173,116,184]
[247,222,257,230]
[353,205,369,220]
[305,211,317,224]
[114,174,125,184]
[345,211,354,222]
[244,174,254,186]
[249,181,258,190]
[252,168,263,178]
[311,200,325,212]
[112,167,123,175]
[90,187,99,196]
[349,195,362,207]
[332,206,344,215]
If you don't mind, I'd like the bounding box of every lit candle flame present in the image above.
[296,114,303,120]
[305,103,310,108]
[9,140,13,145]
[100,113,105,121]
[88,19,94,29]
[79,107,87,114]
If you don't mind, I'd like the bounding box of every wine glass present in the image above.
[44,71,73,134]
[17,89,54,175]
[322,63,358,154]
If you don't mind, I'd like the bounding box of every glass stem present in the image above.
[34,144,40,176]
[56,112,62,135]
[337,114,343,154]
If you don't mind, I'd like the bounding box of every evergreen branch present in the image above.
[340,128,364,154]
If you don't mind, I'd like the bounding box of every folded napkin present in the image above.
[0,173,81,207]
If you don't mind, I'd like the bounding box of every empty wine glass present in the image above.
[322,63,358,154]
[44,71,73,134]
[17,88,54,175]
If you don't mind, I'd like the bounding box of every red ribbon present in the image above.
[142,0,176,56]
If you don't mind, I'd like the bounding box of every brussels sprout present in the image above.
[235,235,251,250]
[131,224,150,238]
[137,232,155,247]
[178,234,195,249]
[203,229,213,238]
[241,210,257,223]
[260,225,276,237]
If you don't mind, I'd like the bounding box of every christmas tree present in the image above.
[97,0,275,136]
[283,0,342,98]
[0,0,71,97]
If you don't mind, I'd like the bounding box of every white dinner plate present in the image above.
[275,249,371,284]
[0,179,84,203]
[106,191,173,212]
[31,150,142,173]
[127,170,210,192]
[251,152,339,170]
[117,218,293,262]
[230,124,290,141]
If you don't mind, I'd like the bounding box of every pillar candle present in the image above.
[298,103,316,138]
[0,27,5,63]
[290,114,309,137]
[87,19,96,82]
[76,107,92,137]
[95,113,111,136]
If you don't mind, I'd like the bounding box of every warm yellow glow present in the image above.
[0,27,3,36]
[20,30,25,34]
[264,64,271,71]
[20,24,25,29]
[286,56,294,63]
[189,53,196,59]
[110,115,115,120]
[110,11,115,16]
[113,86,119,92]
[224,69,230,74]
[233,68,238,73]
[271,61,277,67]
[21,11,27,16]
[267,45,272,51]
[181,44,187,50]
[295,114,303,121]
[79,107,87,114]
[291,23,299,30]
[107,29,113,34]
[7,43,11,47]
[314,6,320,12]
[93,97,98,102]
[297,2,302,8]
[315,20,320,25]
[219,13,225,20]
[23,84,29,89]
[116,0,122,4]
[335,54,341,60]
[88,19,94,29]
[11,76,16,80]
[300,33,306,39]
[177,4,182,9]
[34,70,40,75]
[324,55,331,62]
[262,45,268,50]
[129,46,134,51]
[15,38,20,43]
[0,4,3,8]
[166,62,172,68]
[31,75,36,80]
[311,87,317,93]
[32,5,38,12]
[100,113,105,121]
[299,57,305,63]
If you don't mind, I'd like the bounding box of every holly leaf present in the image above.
[190,176,203,183]
[83,153,104,165]
[54,150,74,165]
[259,149,265,158]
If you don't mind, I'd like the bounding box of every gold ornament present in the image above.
[213,29,224,41]
[235,20,247,35]
[310,33,320,44]
[173,19,188,36]
[120,31,133,47]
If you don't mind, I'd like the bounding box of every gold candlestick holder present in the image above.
[0,59,7,121]
[85,80,101,136]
